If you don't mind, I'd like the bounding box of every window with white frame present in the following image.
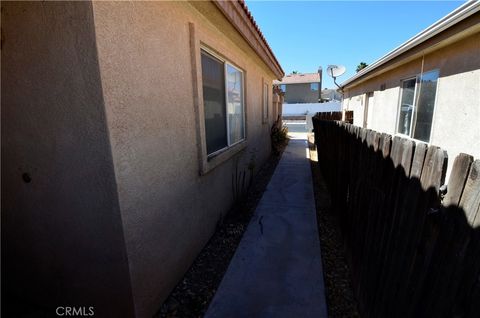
[201,49,245,156]
[310,83,319,91]
[396,69,439,142]
[280,84,286,93]
[263,82,268,123]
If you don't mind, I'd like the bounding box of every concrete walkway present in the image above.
[204,137,328,318]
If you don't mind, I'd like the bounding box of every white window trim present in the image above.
[394,69,439,143]
[395,76,417,138]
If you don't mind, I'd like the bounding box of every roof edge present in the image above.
[341,1,480,88]
[212,0,284,80]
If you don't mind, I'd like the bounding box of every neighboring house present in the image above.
[275,73,341,117]
[340,1,480,177]
[274,73,321,103]
[2,1,283,317]
[321,88,342,102]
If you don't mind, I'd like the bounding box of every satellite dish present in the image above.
[326,64,346,91]
[327,65,346,78]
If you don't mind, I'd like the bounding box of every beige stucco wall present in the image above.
[342,32,480,178]
[1,2,134,316]
[3,1,278,317]
[92,1,277,317]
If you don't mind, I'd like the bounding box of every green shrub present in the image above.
[271,123,289,155]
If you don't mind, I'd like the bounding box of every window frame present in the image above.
[198,45,248,168]
[223,61,246,150]
[395,69,439,143]
[262,81,269,124]
[395,76,418,139]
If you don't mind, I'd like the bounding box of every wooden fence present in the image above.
[314,110,353,123]
[312,118,480,318]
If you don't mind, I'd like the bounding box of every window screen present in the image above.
[263,83,268,122]
[396,69,439,142]
[226,64,244,145]
[397,78,416,136]
[201,51,227,154]
[412,70,439,142]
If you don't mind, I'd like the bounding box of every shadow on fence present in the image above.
[312,117,480,318]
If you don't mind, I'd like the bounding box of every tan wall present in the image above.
[284,83,320,103]
[92,1,277,317]
[1,2,134,316]
[2,1,278,317]
[342,32,480,178]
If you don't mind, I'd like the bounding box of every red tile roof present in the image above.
[212,0,284,79]
[274,73,320,85]
[237,0,283,75]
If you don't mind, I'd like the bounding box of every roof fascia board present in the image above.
[212,0,284,80]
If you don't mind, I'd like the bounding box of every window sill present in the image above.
[200,140,248,175]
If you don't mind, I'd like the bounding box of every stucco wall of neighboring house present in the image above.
[1,2,134,316]
[92,1,277,316]
[342,32,480,177]
[284,83,320,103]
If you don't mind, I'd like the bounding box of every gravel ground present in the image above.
[157,136,359,318]
[156,142,288,318]
[309,137,361,318]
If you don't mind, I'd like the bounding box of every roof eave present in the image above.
[341,1,480,89]
[212,0,284,80]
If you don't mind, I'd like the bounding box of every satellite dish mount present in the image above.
[327,64,346,91]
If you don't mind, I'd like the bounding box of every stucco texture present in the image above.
[2,1,279,317]
[1,2,134,316]
[92,1,277,317]
[342,32,480,178]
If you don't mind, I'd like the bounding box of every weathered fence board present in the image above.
[415,153,473,317]
[311,115,480,318]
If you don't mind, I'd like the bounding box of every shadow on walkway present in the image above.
[204,138,328,318]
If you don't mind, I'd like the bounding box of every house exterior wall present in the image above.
[1,2,134,317]
[92,1,277,317]
[342,32,480,177]
[321,88,342,102]
[2,1,279,317]
[284,83,320,103]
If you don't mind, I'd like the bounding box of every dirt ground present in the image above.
[309,135,361,318]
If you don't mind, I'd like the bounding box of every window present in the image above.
[310,83,319,91]
[397,78,416,136]
[280,84,286,93]
[263,83,268,123]
[201,50,245,156]
[396,69,439,142]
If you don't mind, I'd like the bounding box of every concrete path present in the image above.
[204,137,328,318]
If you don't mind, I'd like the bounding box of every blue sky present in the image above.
[245,0,464,88]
